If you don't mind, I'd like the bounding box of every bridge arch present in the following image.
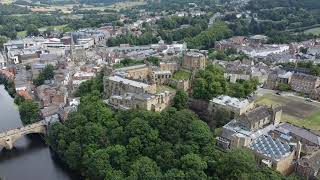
[0,121,47,150]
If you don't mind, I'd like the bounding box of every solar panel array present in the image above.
[249,135,291,160]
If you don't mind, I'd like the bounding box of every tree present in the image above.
[172,90,188,110]
[33,65,55,86]
[145,56,160,66]
[26,24,40,36]
[216,148,256,179]
[299,47,309,54]
[44,27,54,37]
[277,83,291,91]
[192,64,229,100]
[128,157,162,180]
[214,108,231,127]
[0,36,8,49]
[19,100,39,125]
[14,95,25,106]
[47,89,285,180]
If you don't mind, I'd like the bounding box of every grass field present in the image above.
[0,0,14,4]
[173,70,191,80]
[38,24,67,31]
[17,31,27,37]
[256,93,320,131]
[156,85,176,93]
[304,27,320,35]
[17,24,67,37]
[106,1,146,10]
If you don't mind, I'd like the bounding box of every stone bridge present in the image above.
[0,121,48,150]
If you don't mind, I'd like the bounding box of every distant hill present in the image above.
[248,0,320,10]
[29,0,128,5]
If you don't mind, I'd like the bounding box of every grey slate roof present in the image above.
[249,135,292,160]
[276,123,320,146]
[240,106,271,124]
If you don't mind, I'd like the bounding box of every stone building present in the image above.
[159,62,179,73]
[36,85,68,108]
[223,61,269,84]
[216,105,282,149]
[167,79,190,91]
[238,106,282,132]
[310,87,320,101]
[182,51,206,71]
[208,95,254,118]
[104,76,156,98]
[290,73,320,94]
[114,64,150,81]
[264,70,293,90]
[272,123,320,148]
[40,105,60,119]
[107,91,174,112]
[296,150,320,179]
[249,135,299,175]
[150,70,172,85]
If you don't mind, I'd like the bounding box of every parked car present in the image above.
[305,98,312,102]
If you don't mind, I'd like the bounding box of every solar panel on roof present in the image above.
[249,135,292,160]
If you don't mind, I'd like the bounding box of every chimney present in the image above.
[295,141,302,160]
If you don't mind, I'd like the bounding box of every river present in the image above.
[0,85,78,180]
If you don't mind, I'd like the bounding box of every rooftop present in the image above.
[210,95,251,109]
[292,73,319,82]
[249,135,292,161]
[185,51,204,57]
[153,70,171,75]
[240,105,274,124]
[108,76,151,89]
[275,123,320,146]
[114,64,147,72]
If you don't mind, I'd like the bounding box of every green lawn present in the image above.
[17,24,67,38]
[304,27,320,35]
[156,85,176,93]
[173,70,191,80]
[17,31,27,38]
[38,24,67,31]
[256,93,320,130]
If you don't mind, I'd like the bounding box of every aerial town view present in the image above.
[0,0,320,179]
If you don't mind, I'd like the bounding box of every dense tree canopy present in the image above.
[157,16,209,43]
[74,69,105,97]
[26,24,40,36]
[208,48,249,61]
[192,64,258,100]
[185,21,232,50]
[172,90,189,110]
[47,91,285,180]
[19,100,39,125]
[0,4,30,15]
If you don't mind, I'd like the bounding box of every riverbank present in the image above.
[0,85,78,180]
[0,74,16,98]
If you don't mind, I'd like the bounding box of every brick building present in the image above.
[36,85,68,108]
